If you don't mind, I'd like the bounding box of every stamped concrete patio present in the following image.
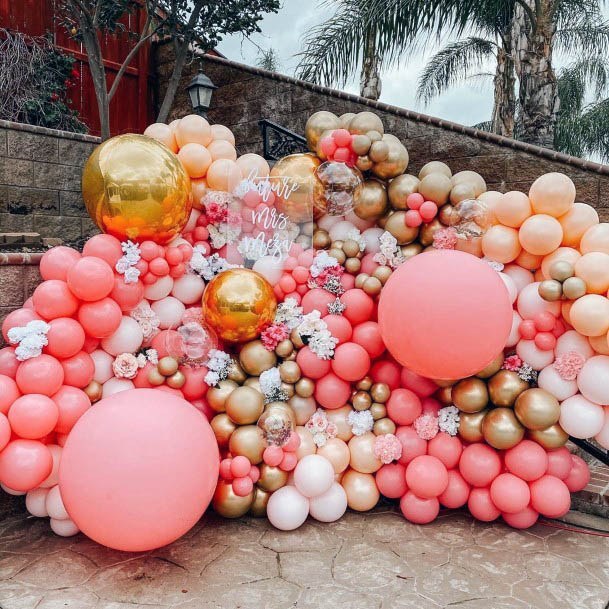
[1,508,609,609]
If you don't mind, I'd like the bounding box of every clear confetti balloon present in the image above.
[314,161,363,216]
[451,198,491,240]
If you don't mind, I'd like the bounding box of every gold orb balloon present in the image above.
[250,487,270,517]
[514,388,560,430]
[482,407,525,449]
[228,425,266,464]
[348,112,384,135]
[475,353,505,379]
[370,134,409,180]
[451,378,489,413]
[210,413,236,448]
[258,465,289,492]
[212,481,254,518]
[82,134,191,244]
[527,424,568,449]
[240,340,277,375]
[384,211,419,245]
[225,386,265,425]
[305,111,341,150]
[458,410,488,443]
[353,179,388,220]
[488,370,529,407]
[202,269,276,343]
[388,174,420,210]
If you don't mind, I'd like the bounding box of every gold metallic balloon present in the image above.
[212,480,254,518]
[439,204,459,226]
[419,218,444,246]
[538,280,563,302]
[373,265,392,284]
[514,388,560,431]
[353,179,388,220]
[289,394,317,425]
[271,153,321,222]
[356,376,373,390]
[281,382,295,398]
[356,155,374,172]
[313,229,332,250]
[351,390,372,411]
[225,386,265,425]
[239,340,277,376]
[227,359,247,384]
[527,424,568,449]
[458,410,487,443]
[279,361,301,384]
[371,138,409,180]
[352,134,372,155]
[450,182,476,205]
[482,407,525,449]
[363,276,382,296]
[207,379,238,413]
[82,134,191,244]
[275,339,294,359]
[385,211,419,245]
[339,112,356,130]
[258,464,289,492]
[166,371,186,389]
[305,111,341,150]
[349,112,384,135]
[250,487,270,517]
[203,269,277,343]
[488,370,529,407]
[452,378,489,413]
[369,140,389,163]
[243,377,262,394]
[370,403,387,420]
[229,425,266,464]
[419,161,452,179]
[341,469,380,511]
[549,260,575,282]
[295,377,315,398]
[475,353,505,379]
[562,276,587,300]
[388,174,420,210]
[401,243,423,259]
[158,356,179,376]
[210,413,236,448]
[437,385,453,405]
[373,417,396,435]
[370,383,390,403]
[84,380,103,403]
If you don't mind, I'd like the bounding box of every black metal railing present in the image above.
[258,119,308,160]
[570,437,609,465]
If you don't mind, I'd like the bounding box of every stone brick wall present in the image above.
[0,120,100,243]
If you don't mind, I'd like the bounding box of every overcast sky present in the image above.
[216,0,607,129]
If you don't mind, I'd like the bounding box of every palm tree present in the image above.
[255,48,281,72]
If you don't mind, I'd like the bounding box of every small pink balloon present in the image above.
[331,342,371,382]
[0,374,20,415]
[459,444,501,488]
[16,355,64,396]
[33,280,79,320]
[40,246,81,281]
[8,394,59,439]
[301,288,336,315]
[504,440,548,481]
[427,433,463,469]
[309,482,348,522]
[502,506,539,529]
[60,351,95,388]
[232,476,253,497]
[266,485,309,531]
[82,234,123,267]
[297,346,332,379]
[314,373,351,409]
[468,487,501,522]
[67,257,114,302]
[52,386,91,434]
[490,473,531,513]
[563,454,590,492]
[340,289,375,326]
[100,316,144,356]
[0,440,53,492]
[386,388,422,426]
[406,455,449,498]
[78,297,122,338]
[375,463,408,498]
[351,321,385,358]
[438,470,470,508]
[45,318,86,360]
[400,491,440,524]
[546,447,573,480]
[396,426,428,465]
[529,475,571,518]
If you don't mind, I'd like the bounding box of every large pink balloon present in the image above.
[378,250,512,379]
[59,388,219,551]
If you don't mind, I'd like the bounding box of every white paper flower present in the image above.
[348,410,374,436]
[205,349,231,386]
[274,297,304,329]
[438,406,460,436]
[8,320,50,361]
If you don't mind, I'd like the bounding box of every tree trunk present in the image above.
[512,0,559,148]
[157,38,190,123]
[360,28,381,100]
[491,32,516,138]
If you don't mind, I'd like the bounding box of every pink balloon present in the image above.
[459,444,501,487]
[33,280,79,320]
[438,470,470,508]
[181,366,209,401]
[2,308,41,343]
[301,288,336,315]
[40,246,81,281]
[517,282,561,320]
[400,368,437,398]
[490,473,531,513]
[61,351,95,388]
[529,475,571,518]
[340,289,375,326]
[0,413,11,451]
[78,297,122,338]
[16,355,64,396]
[0,347,19,378]
[564,455,590,492]
[427,433,463,469]
[297,346,332,379]
[375,463,408,498]
[395,426,427,465]
[351,322,385,358]
[386,388,422,426]
[0,440,53,492]
[266,485,310,531]
[468,487,501,522]
[59,388,219,551]
[45,318,86,359]
[406,455,449,498]
[560,394,605,439]
[82,234,124,267]
[314,373,351,409]
[309,482,348,522]
[546,447,573,480]
[370,359,401,390]
[400,491,440,524]
[52,386,91,434]
[504,440,548,481]
[111,277,145,312]
[331,343,371,382]
[378,251,513,379]
[323,315,352,345]
[502,506,539,529]
[67,257,114,302]
[8,394,59,439]
[0,374,20,415]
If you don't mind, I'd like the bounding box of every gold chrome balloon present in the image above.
[538,280,563,302]
[240,340,277,375]
[270,153,321,222]
[305,111,341,150]
[451,378,489,413]
[207,379,238,413]
[384,211,419,245]
[388,174,420,210]
[371,134,409,180]
[250,487,270,517]
[348,112,384,135]
[488,370,529,407]
[82,134,191,244]
[482,407,525,449]
[203,269,276,343]
[212,481,254,518]
[373,417,396,435]
[514,388,560,430]
[527,424,568,449]
[475,353,505,379]
[353,179,388,220]
[419,218,444,246]
[225,386,265,425]
[258,465,289,492]
[84,380,103,403]
[458,410,487,443]
[229,425,266,464]
[210,413,236,448]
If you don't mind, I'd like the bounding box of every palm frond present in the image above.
[472,119,493,131]
[555,20,609,57]
[416,37,497,104]
[554,0,603,27]
[558,56,609,116]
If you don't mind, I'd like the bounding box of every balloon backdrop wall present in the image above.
[0,108,599,551]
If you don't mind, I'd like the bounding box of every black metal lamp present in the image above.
[186,69,217,117]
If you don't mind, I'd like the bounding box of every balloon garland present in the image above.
[0,108,601,552]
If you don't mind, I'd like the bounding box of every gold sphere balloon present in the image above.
[203,269,276,343]
[452,378,489,413]
[295,377,315,398]
[227,359,247,384]
[458,410,488,443]
[514,388,560,431]
[370,403,387,420]
[401,243,423,259]
[212,480,253,518]
[166,371,186,389]
[158,356,179,376]
[225,386,265,425]
[353,179,388,220]
[562,276,587,300]
[419,218,444,246]
[357,376,373,392]
[289,394,317,425]
[305,111,341,150]
[527,424,568,449]
[82,134,191,244]
[450,182,476,205]
[258,464,289,492]
[356,155,374,172]
[549,260,575,282]
[539,280,563,302]
[341,470,380,511]
[351,390,372,411]
[475,353,505,379]
[228,425,266,464]
[339,112,356,129]
[373,417,396,435]
[275,339,294,359]
[388,174,420,210]
[271,153,321,222]
[207,379,238,413]
[279,360,301,384]
[488,370,529,407]
[437,385,453,405]
[349,111,384,135]
[210,413,236,448]
[482,407,525,449]
[250,487,270,517]
[239,340,277,375]
[384,211,419,245]
[419,161,452,179]
[84,380,103,403]
[370,383,390,403]
[371,134,409,180]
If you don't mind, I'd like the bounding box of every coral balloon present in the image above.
[32,280,79,320]
[564,454,590,492]
[16,355,64,396]
[0,440,53,492]
[45,318,85,360]
[504,440,548,481]
[438,470,470,509]
[52,386,91,434]
[459,444,501,487]
[0,374,20,415]
[490,473,530,513]
[376,463,408,498]
[61,351,95,388]
[467,487,500,522]
[400,491,439,524]
[9,394,58,439]
[405,455,448,498]
[78,297,123,339]
[331,342,370,381]
[40,246,80,281]
[529,475,571,518]
[67,257,114,301]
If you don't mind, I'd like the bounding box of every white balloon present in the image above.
[560,394,605,438]
[317,214,343,232]
[362,228,384,254]
[151,296,186,330]
[577,355,609,405]
[252,255,284,285]
[309,482,348,522]
[293,454,335,498]
[26,487,49,517]
[102,377,134,398]
[498,272,517,304]
[50,518,79,537]
[538,366,578,401]
[595,407,609,449]
[556,330,594,360]
[184,208,201,234]
[329,220,357,243]
[45,485,69,520]
[516,339,555,370]
[503,264,535,293]
[171,274,205,305]
[517,282,561,319]
[101,316,144,356]
[266,485,309,531]
[39,445,62,489]
[144,275,174,301]
[90,349,114,384]
[506,311,522,348]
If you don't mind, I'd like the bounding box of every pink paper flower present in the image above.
[414,413,439,440]
[261,323,289,350]
[502,354,522,372]
[205,201,228,224]
[182,307,203,325]
[433,227,458,250]
[374,433,403,464]
[553,350,585,381]
[112,353,139,379]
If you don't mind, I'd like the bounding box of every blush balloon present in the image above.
[60,351,95,388]
[52,386,91,434]
[490,473,531,513]
[468,487,501,522]
[100,316,144,356]
[67,257,114,301]
[90,350,114,384]
[438,470,470,508]
[266,485,309,531]
[529,475,571,518]
[331,342,371,381]
[314,373,351,409]
[16,355,64,396]
[0,440,53,492]
[32,280,79,320]
[78,297,122,338]
[45,318,85,359]
[375,463,408,498]
[386,388,422,426]
[40,246,81,280]
[427,433,463,469]
[459,444,501,487]
[8,394,59,439]
[308,482,348,522]
[400,491,440,524]
[82,234,123,267]
[405,455,449,498]
[504,440,548,481]
[297,346,332,379]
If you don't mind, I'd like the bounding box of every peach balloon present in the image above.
[590,333,609,355]
[529,172,576,217]
[295,426,316,459]
[190,178,208,210]
[570,294,609,336]
[519,215,563,255]
[482,225,521,263]
[515,250,543,271]
[540,247,580,279]
[175,114,212,147]
[210,124,235,145]
[206,159,242,191]
[207,139,237,161]
[494,191,532,227]
[477,191,503,225]
[178,143,212,179]
[575,252,609,294]
[317,438,350,473]
[580,223,609,254]
[559,203,599,247]
[143,123,178,153]
[561,301,573,326]
[236,153,270,179]
[341,469,379,511]
[325,406,354,442]
[348,432,382,474]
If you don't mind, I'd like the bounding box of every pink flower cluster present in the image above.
[374,434,403,464]
[205,201,228,224]
[306,409,338,447]
[553,350,585,381]
[112,353,139,379]
[502,354,523,372]
[433,227,458,250]
[414,413,440,440]
[261,323,289,351]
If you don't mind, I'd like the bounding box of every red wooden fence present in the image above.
[0,0,154,135]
